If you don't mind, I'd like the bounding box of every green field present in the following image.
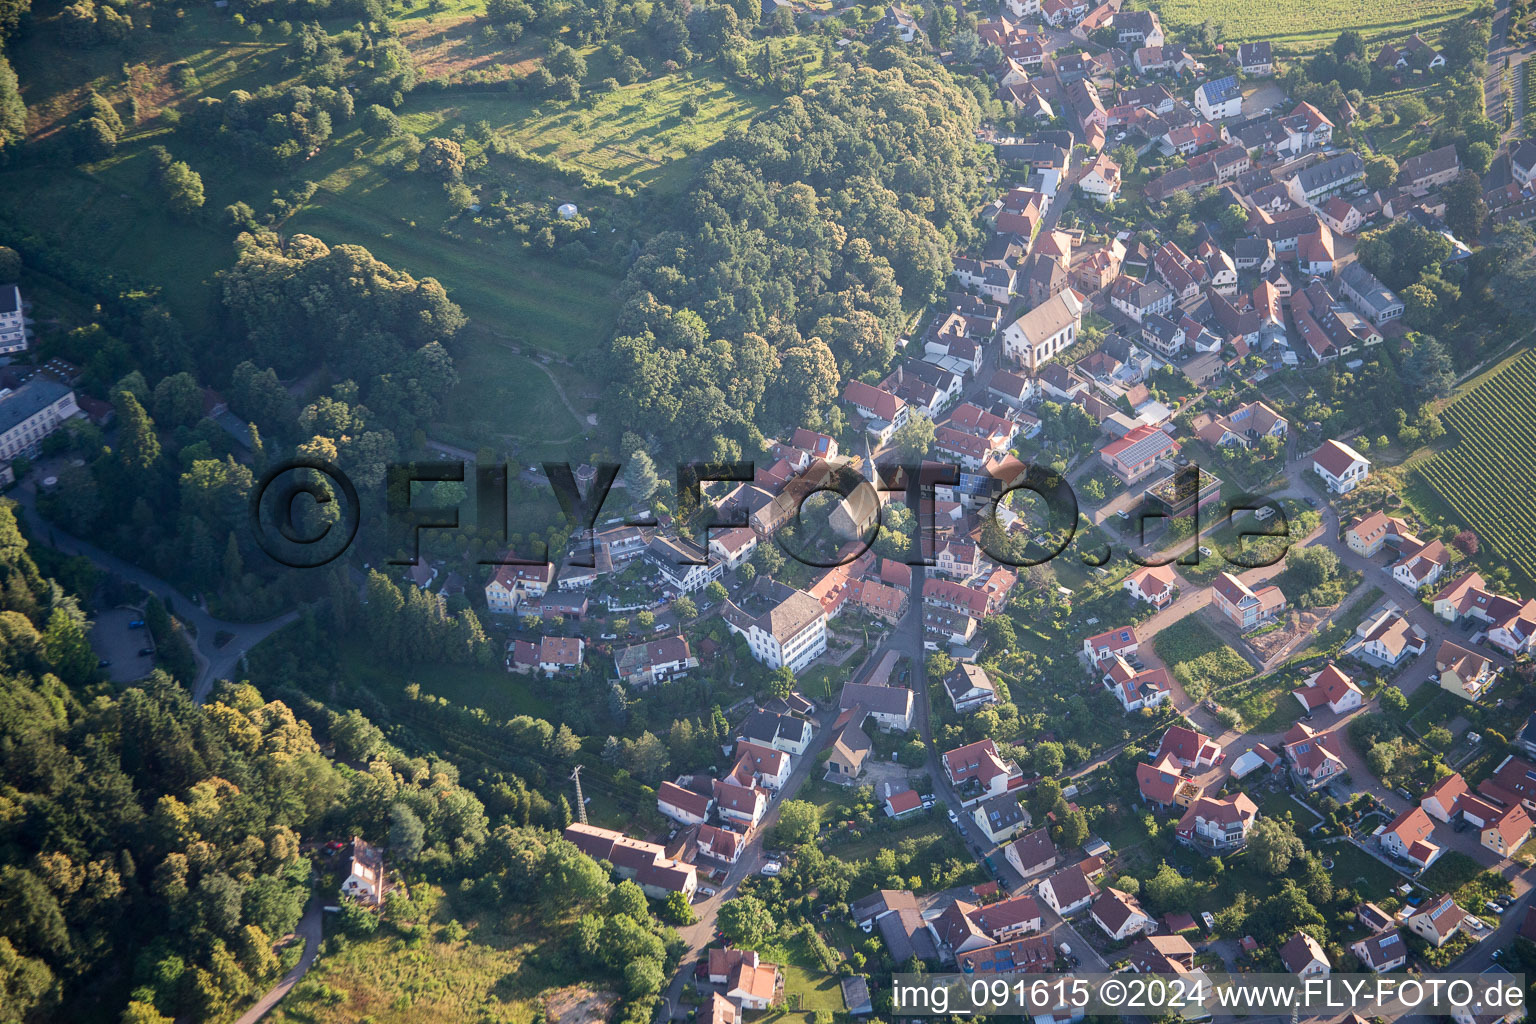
[269,897,573,1024]
[1415,349,1536,581]
[3,2,821,454]
[1152,615,1254,699]
[1149,0,1472,52]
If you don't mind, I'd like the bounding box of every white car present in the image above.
[1116,509,1130,520]
[698,886,717,898]
[947,809,959,824]
[760,861,782,876]
[600,633,618,640]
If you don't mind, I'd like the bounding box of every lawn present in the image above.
[1413,349,1536,587]
[1213,666,1305,733]
[1148,0,1471,52]
[334,636,555,724]
[1321,842,1407,899]
[1152,615,1255,699]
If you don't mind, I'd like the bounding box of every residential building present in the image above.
[1037,862,1097,916]
[1287,152,1366,205]
[644,536,723,594]
[1210,571,1286,630]
[1157,725,1221,770]
[1001,290,1084,369]
[721,582,827,673]
[1436,640,1497,702]
[657,781,713,825]
[614,635,696,687]
[1191,401,1287,448]
[842,380,909,442]
[1311,438,1370,493]
[973,794,1032,843]
[1099,424,1179,484]
[1481,801,1533,858]
[967,893,1043,940]
[1078,151,1122,202]
[1350,604,1427,666]
[1092,888,1154,940]
[1378,806,1442,871]
[838,681,915,732]
[942,738,1023,803]
[825,712,872,781]
[1345,511,1415,556]
[1421,773,1470,822]
[1123,564,1178,608]
[1195,76,1242,119]
[484,561,555,615]
[1136,753,1196,808]
[709,949,781,1010]
[1082,624,1139,666]
[341,837,386,904]
[1005,827,1059,877]
[696,823,744,864]
[1176,793,1259,851]
[733,740,792,790]
[738,708,814,756]
[1406,894,1468,948]
[713,764,769,829]
[708,527,759,570]
[1292,664,1363,716]
[564,823,698,898]
[1109,276,1175,323]
[1338,262,1405,324]
[1279,932,1330,977]
[0,284,25,354]
[1104,657,1172,712]
[1392,537,1449,591]
[1282,722,1345,791]
[884,789,923,819]
[944,663,1000,714]
[1432,572,1536,656]
[1352,928,1408,972]
[876,4,920,41]
[1399,144,1462,191]
[1237,41,1274,75]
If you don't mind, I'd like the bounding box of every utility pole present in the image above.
[571,765,588,824]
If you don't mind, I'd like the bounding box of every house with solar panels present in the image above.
[1195,76,1242,119]
[1082,625,1139,667]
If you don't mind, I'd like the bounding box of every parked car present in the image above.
[1116,509,1129,520]
[137,647,154,657]
[97,658,111,669]
[760,861,781,877]
[600,633,617,640]
[947,809,959,824]
[128,620,145,629]
[699,886,717,898]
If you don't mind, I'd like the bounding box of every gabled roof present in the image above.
[1280,931,1329,973]
[1043,862,1096,906]
[1312,438,1368,477]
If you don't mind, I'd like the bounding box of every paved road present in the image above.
[231,898,324,1024]
[10,484,300,703]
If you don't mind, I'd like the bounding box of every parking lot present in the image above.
[88,608,154,683]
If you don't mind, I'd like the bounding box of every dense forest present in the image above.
[608,48,994,458]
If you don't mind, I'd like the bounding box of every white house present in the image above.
[944,663,1000,714]
[1378,806,1442,871]
[1123,564,1178,608]
[1291,664,1363,716]
[1194,76,1242,120]
[733,740,793,790]
[340,837,386,904]
[1037,862,1096,916]
[1091,888,1154,940]
[644,536,724,594]
[1311,439,1370,494]
[722,585,827,673]
[1001,290,1084,370]
[657,781,713,825]
[0,285,26,355]
[1279,932,1330,978]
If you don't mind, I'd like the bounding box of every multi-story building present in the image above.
[0,379,78,462]
[0,284,25,355]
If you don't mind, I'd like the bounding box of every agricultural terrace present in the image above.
[1415,348,1536,582]
[1148,0,1474,52]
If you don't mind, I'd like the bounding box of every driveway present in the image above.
[10,484,300,703]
